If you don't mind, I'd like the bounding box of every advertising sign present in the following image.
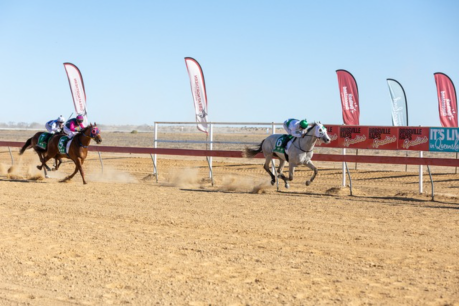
[429,128,459,152]
[397,127,430,151]
[368,127,398,150]
[338,126,368,149]
[316,124,340,147]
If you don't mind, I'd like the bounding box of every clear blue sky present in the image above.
[0,0,458,127]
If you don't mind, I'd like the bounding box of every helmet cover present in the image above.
[299,119,308,129]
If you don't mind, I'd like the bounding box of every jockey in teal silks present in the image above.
[283,118,308,137]
[45,115,65,134]
[63,115,85,138]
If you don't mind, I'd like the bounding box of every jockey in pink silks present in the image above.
[63,114,85,138]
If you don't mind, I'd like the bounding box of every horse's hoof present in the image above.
[45,175,49,178]
[271,180,275,186]
[306,181,311,186]
[37,166,42,170]
[285,183,290,189]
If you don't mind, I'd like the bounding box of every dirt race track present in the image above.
[0,131,458,305]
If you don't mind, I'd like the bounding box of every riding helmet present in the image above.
[300,119,308,129]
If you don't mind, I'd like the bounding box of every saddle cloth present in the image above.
[36,132,53,150]
[272,134,293,154]
[57,136,72,154]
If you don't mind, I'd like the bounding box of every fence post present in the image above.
[98,151,104,174]
[342,148,346,187]
[153,122,158,179]
[344,161,353,196]
[426,165,434,201]
[419,151,423,194]
[208,123,213,182]
[271,122,277,176]
[150,154,158,183]
[8,147,14,165]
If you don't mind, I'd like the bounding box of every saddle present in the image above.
[272,134,294,161]
[36,132,54,150]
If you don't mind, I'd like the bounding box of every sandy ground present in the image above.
[0,131,458,305]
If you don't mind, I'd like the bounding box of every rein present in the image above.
[301,125,316,138]
[77,127,96,148]
[292,137,312,153]
[292,125,316,153]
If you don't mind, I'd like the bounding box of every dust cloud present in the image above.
[88,166,138,183]
[3,157,44,181]
[164,167,201,188]
[218,174,269,194]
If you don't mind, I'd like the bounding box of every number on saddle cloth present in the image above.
[272,134,294,154]
[37,132,53,150]
[57,136,71,154]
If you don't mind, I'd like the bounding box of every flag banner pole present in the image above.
[337,69,360,178]
[387,78,409,171]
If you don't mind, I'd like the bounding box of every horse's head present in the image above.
[311,122,330,143]
[83,123,102,144]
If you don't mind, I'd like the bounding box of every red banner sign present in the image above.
[336,70,360,125]
[434,72,457,127]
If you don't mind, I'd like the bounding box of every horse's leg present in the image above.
[62,158,86,184]
[304,160,318,186]
[262,155,276,185]
[36,151,51,172]
[61,163,79,183]
[36,153,43,170]
[286,163,297,186]
[53,158,62,171]
[43,165,48,178]
[39,152,52,172]
[78,158,87,184]
[277,160,290,189]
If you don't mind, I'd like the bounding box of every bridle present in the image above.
[79,126,100,147]
[292,123,326,153]
[292,125,316,153]
[292,137,312,153]
[80,126,100,138]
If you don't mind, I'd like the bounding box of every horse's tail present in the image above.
[243,140,265,158]
[19,138,32,155]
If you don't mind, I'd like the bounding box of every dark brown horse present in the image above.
[40,123,102,184]
[19,131,63,177]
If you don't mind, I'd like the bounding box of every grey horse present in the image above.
[244,122,331,188]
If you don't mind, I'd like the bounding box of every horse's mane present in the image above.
[305,122,318,134]
[80,124,94,133]
[74,124,93,138]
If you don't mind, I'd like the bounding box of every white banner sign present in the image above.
[64,62,88,125]
[387,78,408,126]
[185,57,209,133]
